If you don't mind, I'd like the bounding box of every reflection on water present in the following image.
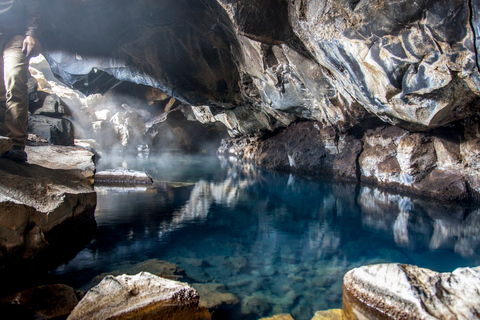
[54,154,480,320]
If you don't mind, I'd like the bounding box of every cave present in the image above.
[1,0,480,319]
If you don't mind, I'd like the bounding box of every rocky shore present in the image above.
[218,119,480,202]
[0,138,97,268]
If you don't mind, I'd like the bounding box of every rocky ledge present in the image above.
[0,138,97,267]
[343,263,480,320]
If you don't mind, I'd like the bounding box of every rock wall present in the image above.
[37,0,480,197]
[218,119,480,202]
[39,0,480,134]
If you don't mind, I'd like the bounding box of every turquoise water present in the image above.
[53,154,480,320]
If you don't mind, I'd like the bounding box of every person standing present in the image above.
[0,0,41,162]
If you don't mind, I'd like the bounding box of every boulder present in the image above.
[343,264,480,320]
[28,114,75,146]
[0,145,96,264]
[67,272,211,320]
[0,284,78,319]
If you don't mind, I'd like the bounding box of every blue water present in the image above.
[53,154,480,320]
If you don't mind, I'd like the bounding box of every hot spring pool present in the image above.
[52,154,480,320]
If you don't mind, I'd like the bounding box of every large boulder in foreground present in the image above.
[0,143,96,265]
[343,264,480,320]
[67,272,211,320]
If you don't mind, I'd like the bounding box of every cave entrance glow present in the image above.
[53,154,480,320]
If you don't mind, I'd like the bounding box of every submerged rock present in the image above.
[0,144,96,265]
[311,309,343,320]
[343,264,480,320]
[68,272,211,320]
[259,314,294,320]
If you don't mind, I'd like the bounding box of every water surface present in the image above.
[53,154,480,320]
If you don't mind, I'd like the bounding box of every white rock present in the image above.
[67,272,211,320]
[343,263,480,320]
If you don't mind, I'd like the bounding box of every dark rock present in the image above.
[1,284,78,320]
[28,115,75,146]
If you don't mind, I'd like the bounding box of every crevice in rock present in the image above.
[468,0,480,72]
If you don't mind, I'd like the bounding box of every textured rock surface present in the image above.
[343,264,480,320]
[35,1,480,198]
[39,0,480,136]
[0,145,96,264]
[67,272,211,320]
[218,119,480,201]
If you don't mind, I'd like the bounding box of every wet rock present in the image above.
[343,264,480,320]
[1,284,78,319]
[68,272,211,320]
[0,145,96,264]
[28,114,75,146]
[95,168,154,186]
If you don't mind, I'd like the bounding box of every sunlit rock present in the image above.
[343,264,480,320]
[67,272,211,320]
[0,146,96,264]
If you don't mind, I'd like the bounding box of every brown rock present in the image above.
[413,169,468,201]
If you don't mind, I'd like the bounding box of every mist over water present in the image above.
[53,154,480,320]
